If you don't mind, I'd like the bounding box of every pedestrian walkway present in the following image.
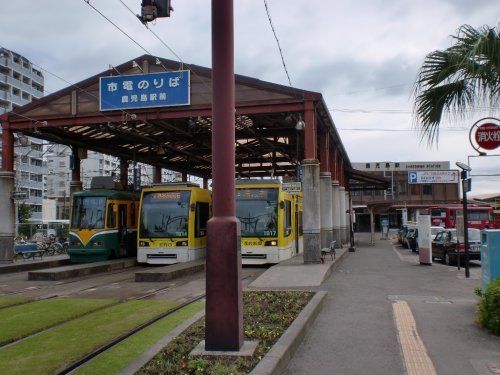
[285,233,500,375]
[248,248,348,289]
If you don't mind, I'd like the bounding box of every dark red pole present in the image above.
[205,0,243,351]
[1,122,14,172]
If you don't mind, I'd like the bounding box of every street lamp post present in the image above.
[456,162,471,279]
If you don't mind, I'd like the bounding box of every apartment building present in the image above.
[0,47,45,219]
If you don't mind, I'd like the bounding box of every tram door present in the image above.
[118,204,127,256]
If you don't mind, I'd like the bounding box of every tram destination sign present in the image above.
[282,182,302,194]
[99,71,190,111]
[408,170,459,184]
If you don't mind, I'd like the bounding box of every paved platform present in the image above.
[135,260,205,282]
[28,257,137,281]
[248,248,348,289]
[0,255,70,275]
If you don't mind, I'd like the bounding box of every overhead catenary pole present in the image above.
[205,0,243,351]
[462,171,470,278]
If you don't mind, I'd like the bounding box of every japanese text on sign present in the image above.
[99,71,190,111]
[408,170,459,184]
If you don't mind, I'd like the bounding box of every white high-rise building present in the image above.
[0,47,45,219]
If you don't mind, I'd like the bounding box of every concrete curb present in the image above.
[119,309,206,375]
[135,260,205,282]
[250,291,328,375]
[0,256,70,274]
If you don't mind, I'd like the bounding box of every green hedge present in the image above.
[477,278,500,335]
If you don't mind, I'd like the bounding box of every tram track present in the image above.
[57,293,206,375]
[0,266,141,297]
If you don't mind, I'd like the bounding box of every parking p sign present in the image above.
[408,172,418,184]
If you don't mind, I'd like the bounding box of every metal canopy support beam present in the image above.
[303,101,316,159]
[153,167,162,183]
[120,159,129,188]
[205,0,243,352]
[319,131,329,172]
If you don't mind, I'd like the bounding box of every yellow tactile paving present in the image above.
[392,300,437,375]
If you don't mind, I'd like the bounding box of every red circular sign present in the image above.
[474,123,500,150]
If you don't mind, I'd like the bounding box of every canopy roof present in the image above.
[1,54,388,190]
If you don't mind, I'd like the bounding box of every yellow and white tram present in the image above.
[137,183,211,264]
[236,179,303,265]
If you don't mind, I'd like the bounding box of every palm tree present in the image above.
[413,24,499,143]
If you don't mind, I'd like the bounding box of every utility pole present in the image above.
[205,0,243,351]
[456,162,471,278]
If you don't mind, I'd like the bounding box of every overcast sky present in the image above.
[1,0,499,195]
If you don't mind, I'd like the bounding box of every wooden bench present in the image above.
[321,240,337,262]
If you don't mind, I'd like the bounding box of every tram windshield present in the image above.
[71,196,106,230]
[236,188,278,237]
[140,190,190,238]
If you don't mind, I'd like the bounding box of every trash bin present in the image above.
[480,230,500,290]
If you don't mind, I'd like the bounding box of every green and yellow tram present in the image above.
[68,189,139,263]
[236,179,303,265]
[137,183,211,264]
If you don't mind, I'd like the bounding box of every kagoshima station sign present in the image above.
[469,118,500,154]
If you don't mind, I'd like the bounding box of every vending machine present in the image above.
[480,230,500,290]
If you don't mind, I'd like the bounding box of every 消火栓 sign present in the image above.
[99,71,190,111]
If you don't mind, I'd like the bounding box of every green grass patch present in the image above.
[0,298,116,346]
[139,291,314,375]
[74,301,204,375]
[0,299,179,375]
[0,296,32,309]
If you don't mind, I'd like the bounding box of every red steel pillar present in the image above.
[303,101,317,160]
[120,159,129,188]
[153,166,162,184]
[1,123,14,172]
[203,178,209,190]
[205,0,243,351]
[319,132,329,172]
[70,147,83,195]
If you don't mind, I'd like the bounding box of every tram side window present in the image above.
[284,200,292,237]
[107,204,116,228]
[195,202,210,237]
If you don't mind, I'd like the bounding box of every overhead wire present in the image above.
[81,0,171,73]
[116,0,214,100]
[263,0,292,87]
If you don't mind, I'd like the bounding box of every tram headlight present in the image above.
[264,240,277,246]
[176,240,188,246]
[70,242,81,247]
[91,241,103,247]
[139,241,150,247]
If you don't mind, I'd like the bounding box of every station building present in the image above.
[351,161,460,231]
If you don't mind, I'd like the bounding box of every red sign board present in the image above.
[474,123,500,150]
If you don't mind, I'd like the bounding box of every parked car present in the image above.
[397,225,408,244]
[431,228,482,265]
[405,228,418,252]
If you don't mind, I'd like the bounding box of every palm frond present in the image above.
[412,24,500,144]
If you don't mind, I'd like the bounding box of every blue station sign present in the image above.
[99,70,190,111]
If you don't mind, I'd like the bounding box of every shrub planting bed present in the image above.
[139,291,314,375]
[477,278,500,335]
